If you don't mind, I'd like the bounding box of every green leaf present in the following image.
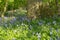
[0,0,2,3]
[8,0,14,2]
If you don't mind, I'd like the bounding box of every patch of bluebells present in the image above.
[10,18,16,24]
[0,16,60,40]
[38,22,43,26]
[38,20,45,26]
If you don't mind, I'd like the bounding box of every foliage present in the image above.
[27,0,59,19]
[0,0,60,40]
[0,0,59,18]
[0,17,60,40]
[0,0,27,17]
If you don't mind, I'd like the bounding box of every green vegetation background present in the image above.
[0,0,60,40]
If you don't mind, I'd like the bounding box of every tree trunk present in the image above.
[1,0,8,18]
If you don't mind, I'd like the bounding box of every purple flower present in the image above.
[10,18,16,24]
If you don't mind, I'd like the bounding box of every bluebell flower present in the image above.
[38,22,43,25]
[25,18,30,22]
[10,18,16,24]
[10,20,14,24]
[12,17,16,21]
[22,18,25,21]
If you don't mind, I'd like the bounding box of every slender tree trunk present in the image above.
[1,0,8,18]
[1,0,8,23]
